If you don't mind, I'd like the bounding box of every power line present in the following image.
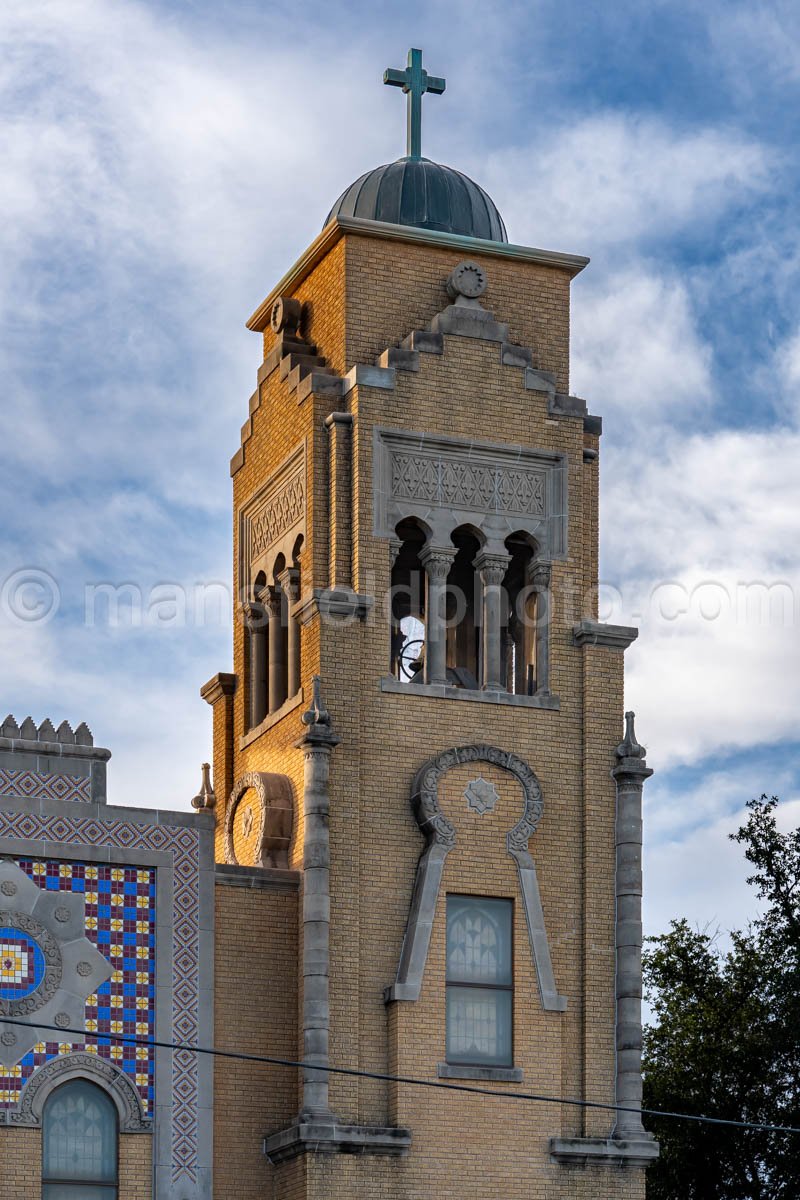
[3,1017,799,1136]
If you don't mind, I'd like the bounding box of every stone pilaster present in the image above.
[296,677,340,1120]
[529,560,551,696]
[325,412,354,591]
[611,711,653,1139]
[419,546,456,686]
[475,552,511,691]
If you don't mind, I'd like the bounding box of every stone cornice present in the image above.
[246,216,589,332]
[550,1136,659,1168]
[200,671,237,706]
[0,736,110,762]
[572,619,639,650]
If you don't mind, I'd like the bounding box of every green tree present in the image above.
[643,796,800,1199]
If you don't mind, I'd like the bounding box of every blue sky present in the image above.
[2,0,799,940]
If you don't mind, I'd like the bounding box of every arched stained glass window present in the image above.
[446,894,513,1066]
[42,1079,118,1199]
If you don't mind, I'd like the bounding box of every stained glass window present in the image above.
[42,1079,118,1199]
[446,895,513,1066]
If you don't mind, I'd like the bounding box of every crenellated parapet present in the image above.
[0,715,110,804]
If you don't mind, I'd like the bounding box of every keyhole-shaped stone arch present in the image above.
[385,744,566,1012]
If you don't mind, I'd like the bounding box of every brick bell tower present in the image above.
[204,47,658,1200]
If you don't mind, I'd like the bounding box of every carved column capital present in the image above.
[277,567,300,604]
[263,584,284,618]
[419,544,456,583]
[474,552,511,587]
[528,560,552,590]
[241,600,267,631]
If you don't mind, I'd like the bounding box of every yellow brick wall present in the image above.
[343,234,573,395]
[119,1134,152,1199]
[213,879,299,1198]
[0,1128,40,1197]
[0,1127,151,1199]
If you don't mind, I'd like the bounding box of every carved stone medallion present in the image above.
[464,777,499,815]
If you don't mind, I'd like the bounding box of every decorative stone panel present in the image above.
[386,744,566,1012]
[373,427,567,556]
[239,441,306,594]
[224,772,293,868]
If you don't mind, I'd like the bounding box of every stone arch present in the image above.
[12,1052,151,1132]
[386,744,566,1011]
[224,772,293,868]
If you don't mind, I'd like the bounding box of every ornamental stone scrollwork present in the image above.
[387,745,565,1012]
[224,772,294,869]
[0,860,113,1069]
[11,1052,151,1132]
[374,426,567,558]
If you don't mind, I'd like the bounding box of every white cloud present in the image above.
[644,780,800,938]
[572,267,713,423]
[484,112,771,253]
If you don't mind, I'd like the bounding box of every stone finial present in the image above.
[616,711,646,761]
[56,720,75,744]
[301,675,331,728]
[19,717,37,739]
[446,260,487,304]
[297,676,341,749]
[191,763,216,811]
[270,296,303,336]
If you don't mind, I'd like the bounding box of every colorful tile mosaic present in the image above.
[0,860,156,1116]
[0,810,201,1190]
[0,767,91,803]
[0,928,44,998]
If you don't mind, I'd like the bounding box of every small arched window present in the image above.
[42,1078,118,1199]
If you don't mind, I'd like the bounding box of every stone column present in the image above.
[611,712,653,1139]
[242,602,267,727]
[529,560,552,695]
[475,552,510,691]
[278,567,301,698]
[296,676,340,1120]
[325,412,354,591]
[264,585,286,713]
[419,546,456,686]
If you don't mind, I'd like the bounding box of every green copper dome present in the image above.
[324,157,508,243]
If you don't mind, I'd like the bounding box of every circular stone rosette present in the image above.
[0,910,62,1017]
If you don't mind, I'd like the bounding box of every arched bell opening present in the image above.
[445,527,482,688]
[390,519,428,681]
[504,532,551,696]
[246,569,269,728]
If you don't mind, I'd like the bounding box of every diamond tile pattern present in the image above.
[0,767,90,803]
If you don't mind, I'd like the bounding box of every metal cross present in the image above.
[383,48,446,160]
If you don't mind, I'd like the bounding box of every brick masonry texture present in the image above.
[211,224,644,1199]
[0,1128,151,1199]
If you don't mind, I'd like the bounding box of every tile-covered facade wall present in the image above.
[0,802,214,1199]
